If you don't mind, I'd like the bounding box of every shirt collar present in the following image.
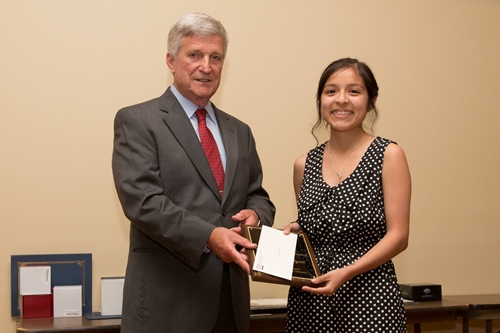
[170,84,217,123]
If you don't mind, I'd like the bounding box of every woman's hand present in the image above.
[283,221,302,235]
[302,267,351,296]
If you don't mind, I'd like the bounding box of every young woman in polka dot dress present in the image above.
[283,58,411,332]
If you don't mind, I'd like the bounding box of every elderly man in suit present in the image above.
[112,13,275,333]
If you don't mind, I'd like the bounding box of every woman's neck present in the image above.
[328,130,367,152]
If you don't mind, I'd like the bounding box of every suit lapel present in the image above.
[215,108,237,205]
[158,89,222,199]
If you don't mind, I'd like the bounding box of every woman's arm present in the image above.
[283,152,308,235]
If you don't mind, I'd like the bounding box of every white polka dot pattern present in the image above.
[285,137,407,333]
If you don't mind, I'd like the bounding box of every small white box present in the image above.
[101,277,125,316]
[20,266,51,295]
[53,285,82,317]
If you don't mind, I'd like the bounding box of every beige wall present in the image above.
[2,0,500,331]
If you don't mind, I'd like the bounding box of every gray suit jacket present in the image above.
[112,88,275,333]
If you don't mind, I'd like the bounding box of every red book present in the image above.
[22,294,53,318]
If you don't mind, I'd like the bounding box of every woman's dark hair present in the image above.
[311,58,379,143]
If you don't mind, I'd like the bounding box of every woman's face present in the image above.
[320,67,372,132]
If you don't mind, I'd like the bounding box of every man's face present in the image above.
[166,34,225,107]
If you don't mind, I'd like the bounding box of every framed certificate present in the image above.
[11,253,92,317]
[242,225,321,287]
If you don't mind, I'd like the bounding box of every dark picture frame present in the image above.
[11,253,92,317]
[242,225,321,287]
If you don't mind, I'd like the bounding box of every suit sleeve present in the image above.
[242,126,276,227]
[112,107,215,271]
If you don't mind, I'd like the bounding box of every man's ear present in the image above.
[166,52,175,73]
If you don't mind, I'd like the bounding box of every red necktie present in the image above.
[195,108,225,197]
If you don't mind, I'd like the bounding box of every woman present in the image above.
[284,58,411,332]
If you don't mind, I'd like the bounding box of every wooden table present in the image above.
[15,316,120,333]
[250,298,287,333]
[15,298,471,333]
[405,300,469,333]
[15,315,280,333]
[444,294,500,333]
[248,298,471,333]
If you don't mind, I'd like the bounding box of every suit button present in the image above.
[221,210,227,217]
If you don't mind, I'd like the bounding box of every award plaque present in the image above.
[242,225,321,287]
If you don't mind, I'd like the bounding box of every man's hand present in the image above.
[232,209,259,224]
[207,227,257,274]
[231,209,259,235]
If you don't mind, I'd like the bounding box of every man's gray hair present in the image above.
[168,13,228,58]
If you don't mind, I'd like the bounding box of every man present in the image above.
[112,13,275,333]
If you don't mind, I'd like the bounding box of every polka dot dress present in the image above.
[286,137,407,333]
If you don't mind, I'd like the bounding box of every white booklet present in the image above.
[253,225,297,280]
